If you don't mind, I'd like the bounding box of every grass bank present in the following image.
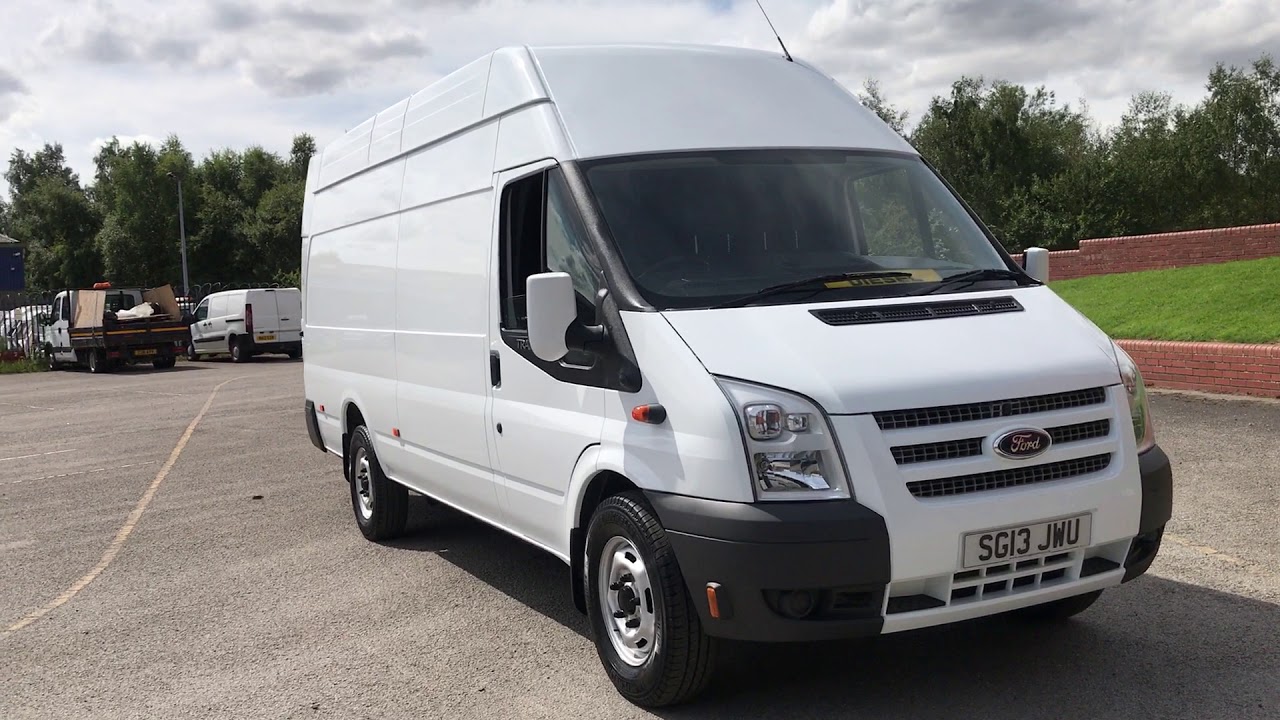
[1050,256,1280,344]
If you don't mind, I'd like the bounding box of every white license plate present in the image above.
[962,513,1091,569]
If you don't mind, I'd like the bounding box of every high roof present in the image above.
[313,43,915,191]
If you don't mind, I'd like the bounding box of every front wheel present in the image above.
[186,342,199,361]
[586,492,718,708]
[45,346,61,371]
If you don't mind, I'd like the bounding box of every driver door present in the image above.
[51,295,75,362]
[486,160,607,554]
[190,299,212,352]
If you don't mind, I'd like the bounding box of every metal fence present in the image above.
[0,281,287,360]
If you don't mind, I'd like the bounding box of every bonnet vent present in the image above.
[811,296,1023,327]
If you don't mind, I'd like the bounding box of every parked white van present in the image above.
[300,43,1172,707]
[188,287,302,362]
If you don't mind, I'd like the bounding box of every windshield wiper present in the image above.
[909,268,1039,296]
[709,271,916,309]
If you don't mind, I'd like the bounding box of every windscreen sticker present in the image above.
[824,269,942,287]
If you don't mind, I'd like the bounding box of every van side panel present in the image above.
[494,104,572,172]
[393,123,503,521]
[304,210,402,463]
[369,99,409,166]
[482,47,549,119]
[401,54,492,157]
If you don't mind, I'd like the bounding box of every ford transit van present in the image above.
[299,43,1172,708]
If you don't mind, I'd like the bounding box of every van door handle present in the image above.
[490,351,501,388]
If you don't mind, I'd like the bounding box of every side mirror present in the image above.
[526,272,578,362]
[1023,247,1049,283]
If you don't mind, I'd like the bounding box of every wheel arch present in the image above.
[341,399,368,482]
[567,447,644,614]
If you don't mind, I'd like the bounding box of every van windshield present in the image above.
[580,150,1016,309]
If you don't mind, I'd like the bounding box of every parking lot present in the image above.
[1,360,1277,719]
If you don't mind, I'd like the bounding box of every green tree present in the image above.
[92,135,195,286]
[2,144,102,288]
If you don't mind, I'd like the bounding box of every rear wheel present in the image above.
[230,336,250,363]
[87,349,109,374]
[287,346,302,360]
[586,492,717,708]
[152,355,176,370]
[1011,590,1103,621]
[347,425,408,541]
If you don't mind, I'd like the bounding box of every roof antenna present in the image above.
[754,0,793,62]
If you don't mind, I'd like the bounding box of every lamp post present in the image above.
[166,171,190,297]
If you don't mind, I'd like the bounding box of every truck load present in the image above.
[42,283,190,373]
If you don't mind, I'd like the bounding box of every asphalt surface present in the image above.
[1,360,1277,720]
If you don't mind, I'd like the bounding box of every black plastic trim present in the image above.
[304,400,325,452]
[1137,443,1173,534]
[644,491,890,642]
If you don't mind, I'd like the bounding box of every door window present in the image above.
[53,296,65,323]
[499,166,601,333]
[194,299,209,322]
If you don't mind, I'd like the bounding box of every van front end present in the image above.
[642,370,1172,643]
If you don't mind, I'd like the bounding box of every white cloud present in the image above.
[1,0,1277,199]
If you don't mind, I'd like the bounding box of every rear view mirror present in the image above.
[526,272,578,362]
[1023,247,1049,283]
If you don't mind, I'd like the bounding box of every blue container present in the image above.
[1,246,24,291]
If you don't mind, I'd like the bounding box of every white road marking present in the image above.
[0,449,77,463]
[1,461,159,486]
[0,402,56,411]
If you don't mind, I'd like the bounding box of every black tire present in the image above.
[153,355,176,370]
[87,349,109,374]
[1011,590,1103,622]
[347,425,409,541]
[585,492,717,708]
[186,342,199,361]
[287,346,302,360]
[230,336,250,363]
[45,345,61,371]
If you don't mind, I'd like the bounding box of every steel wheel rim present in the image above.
[597,535,657,667]
[353,447,374,520]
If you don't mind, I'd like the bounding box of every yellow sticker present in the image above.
[823,269,942,288]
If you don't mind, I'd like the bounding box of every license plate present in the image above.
[257,334,276,342]
[134,348,157,357]
[962,513,1091,568]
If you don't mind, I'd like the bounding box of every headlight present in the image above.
[716,378,852,501]
[1115,345,1155,453]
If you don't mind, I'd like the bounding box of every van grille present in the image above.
[906,453,1112,499]
[811,296,1022,327]
[873,387,1107,431]
[890,419,1111,465]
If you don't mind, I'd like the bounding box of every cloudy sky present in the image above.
[1,0,1277,198]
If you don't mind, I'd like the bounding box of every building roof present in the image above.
[313,43,914,192]
[0,233,22,245]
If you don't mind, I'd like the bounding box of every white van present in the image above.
[300,44,1172,707]
[188,287,302,362]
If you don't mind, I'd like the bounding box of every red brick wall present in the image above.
[1010,223,1280,281]
[1117,340,1280,399]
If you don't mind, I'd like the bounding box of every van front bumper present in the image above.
[644,492,891,642]
[643,443,1173,643]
